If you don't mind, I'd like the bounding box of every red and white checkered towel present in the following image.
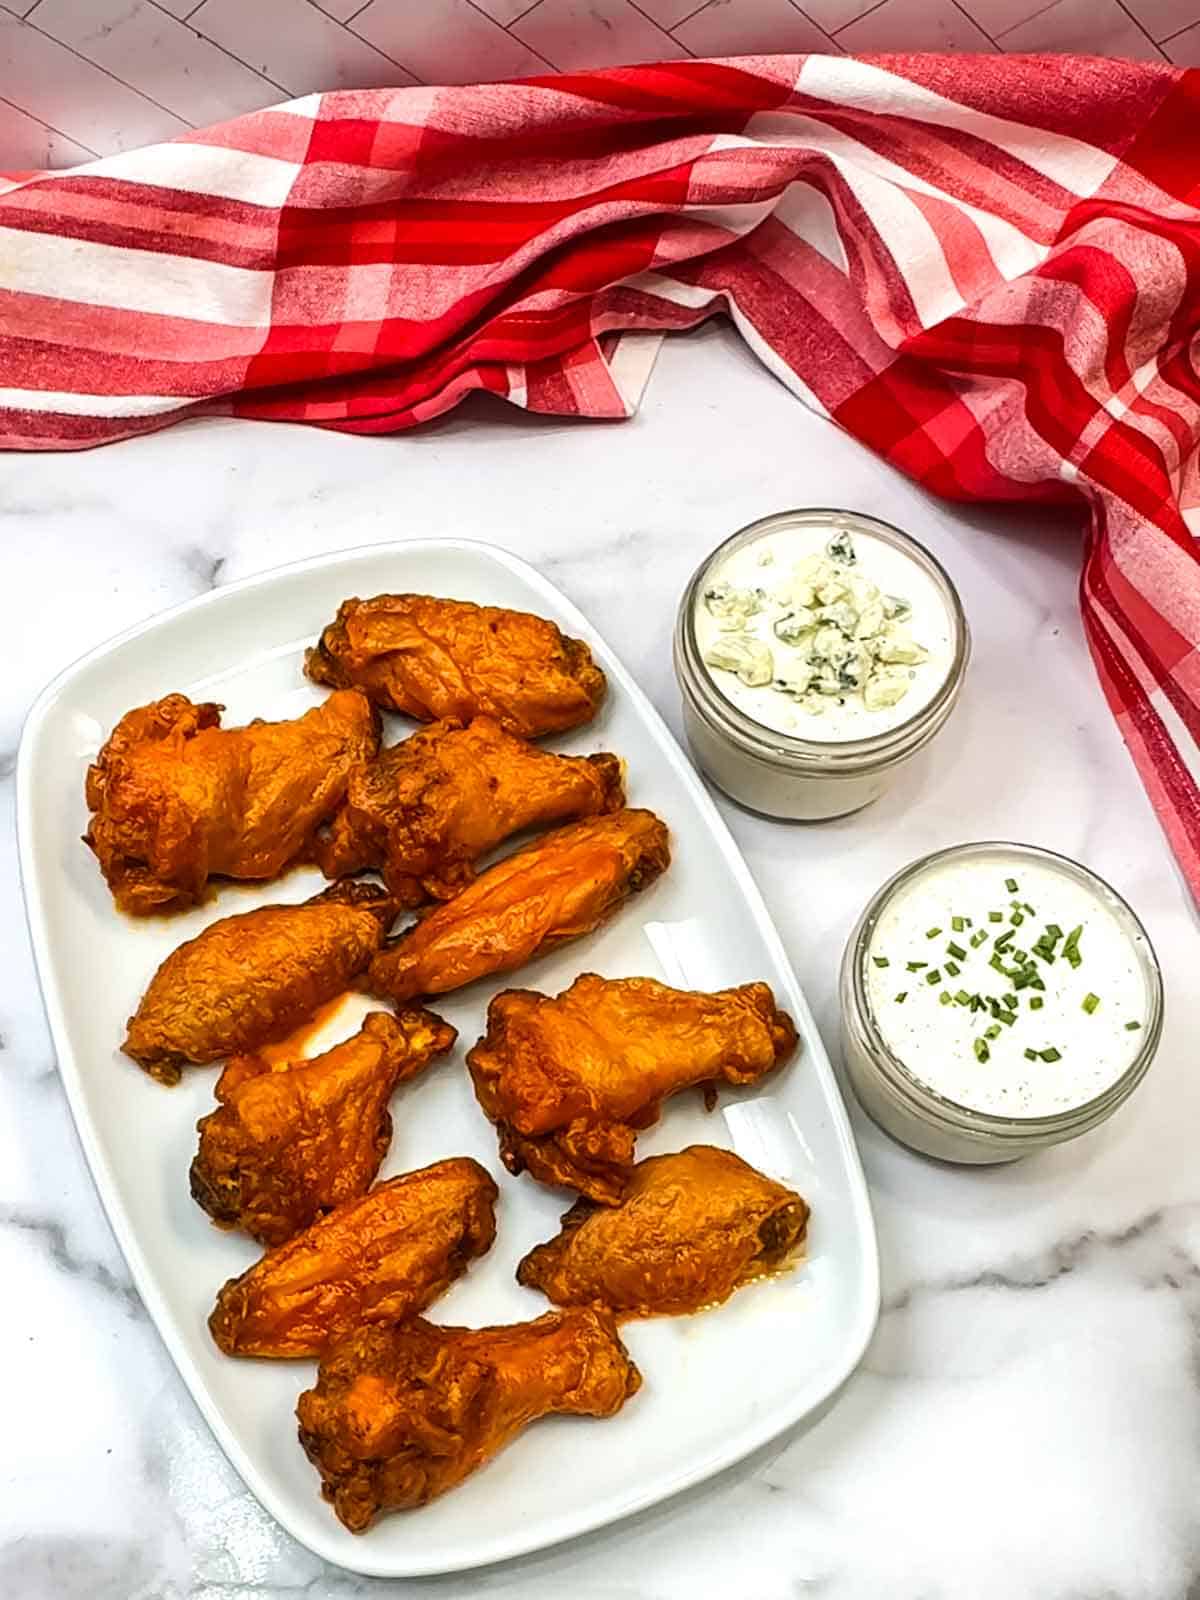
[2,54,1199,892]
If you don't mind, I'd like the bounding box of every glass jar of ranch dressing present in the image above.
[840,842,1163,1163]
[674,509,969,820]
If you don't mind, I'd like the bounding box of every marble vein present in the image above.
[0,1203,143,1316]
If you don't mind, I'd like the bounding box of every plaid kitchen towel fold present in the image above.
[2,54,1199,891]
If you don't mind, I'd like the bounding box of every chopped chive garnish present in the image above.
[1125,1020,1142,1031]
[997,1009,1017,1026]
[994,931,1015,953]
[1062,925,1083,968]
[985,1024,1001,1041]
[1039,1047,1062,1063]
[1082,993,1100,1015]
[1023,902,1036,917]
[940,991,953,1007]
[926,926,943,939]
[906,960,928,971]
[945,960,961,977]
[873,956,890,968]
[946,941,967,962]
[1012,949,1028,965]
[1045,923,1062,940]
[1005,877,1019,893]
[970,930,988,948]
[974,1038,991,1063]
[925,969,942,986]
[1031,976,1046,991]
[955,989,972,1006]
[988,911,1003,923]
[1030,996,1044,1011]
[970,995,985,1012]
[952,916,965,932]
[1024,1048,1038,1061]
[894,991,908,1004]
[1010,910,1025,927]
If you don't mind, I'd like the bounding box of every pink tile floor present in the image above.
[1,0,1197,168]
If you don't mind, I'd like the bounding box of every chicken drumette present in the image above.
[122,881,395,1085]
[190,1008,457,1246]
[297,1308,640,1530]
[86,690,379,915]
[313,716,624,906]
[366,810,670,1007]
[517,1145,809,1317]
[467,974,797,1204]
[208,1157,497,1358]
[304,594,606,738]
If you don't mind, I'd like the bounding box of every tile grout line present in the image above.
[990,0,1059,43]
[831,0,889,40]
[0,92,99,156]
[14,11,200,128]
[780,0,839,50]
[621,0,696,52]
[502,0,549,26]
[668,0,727,36]
[1160,15,1200,44]
[947,0,998,47]
[1108,0,1169,56]
[466,0,559,71]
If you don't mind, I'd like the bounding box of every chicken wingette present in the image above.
[122,881,395,1085]
[468,974,797,1203]
[190,1008,457,1246]
[305,593,606,738]
[366,810,669,1007]
[297,1308,640,1530]
[314,715,624,905]
[208,1158,497,1358]
[86,689,379,915]
[517,1145,809,1316]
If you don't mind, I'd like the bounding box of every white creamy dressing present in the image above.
[693,523,954,741]
[865,856,1148,1118]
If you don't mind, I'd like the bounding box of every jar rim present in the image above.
[675,507,971,773]
[845,840,1164,1138]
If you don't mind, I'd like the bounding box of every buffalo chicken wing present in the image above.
[517,1145,809,1316]
[468,974,797,1203]
[86,690,379,915]
[366,810,670,1006]
[122,881,395,1085]
[314,716,624,905]
[190,1008,456,1246]
[208,1157,497,1358]
[297,1308,640,1530]
[305,594,606,738]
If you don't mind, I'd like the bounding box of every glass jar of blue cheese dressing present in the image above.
[674,509,969,820]
[840,843,1163,1163]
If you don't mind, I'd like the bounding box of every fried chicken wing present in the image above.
[190,1008,457,1246]
[305,594,606,738]
[314,716,624,906]
[297,1307,640,1530]
[85,690,379,915]
[468,974,797,1204]
[366,810,670,1006]
[122,881,396,1085]
[517,1145,809,1317]
[209,1157,497,1358]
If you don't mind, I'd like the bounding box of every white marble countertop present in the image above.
[3,323,1198,1600]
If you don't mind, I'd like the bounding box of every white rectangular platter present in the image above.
[18,539,879,1578]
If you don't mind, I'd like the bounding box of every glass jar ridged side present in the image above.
[839,842,1164,1164]
[674,509,970,821]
